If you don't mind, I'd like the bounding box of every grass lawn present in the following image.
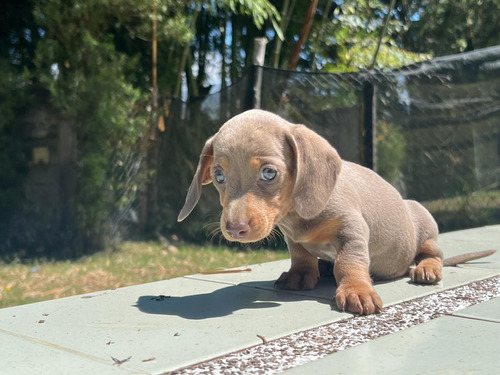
[0,242,288,309]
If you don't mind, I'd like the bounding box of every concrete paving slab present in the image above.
[0,330,135,374]
[0,276,350,374]
[1,264,496,374]
[283,298,500,375]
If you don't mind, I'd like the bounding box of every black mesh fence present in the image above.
[259,68,365,164]
[3,46,498,258]
[162,45,500,238]
[374,47,500,231]
[157,74,252,241]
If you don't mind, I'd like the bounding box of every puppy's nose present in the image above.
[226,220,250,239]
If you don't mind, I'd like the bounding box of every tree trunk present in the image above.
[139,9,159,233]
[230,13,239,84]
[370,0,397,69]
[271,0,296,68]
[196,10,209,90]
[288,0,318,70]
[174,5,200,98]
[221,11,228,89]
[185,51,198,97]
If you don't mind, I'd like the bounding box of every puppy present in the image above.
[178,109,494,314]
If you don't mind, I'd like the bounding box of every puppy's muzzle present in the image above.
[225,220,250,239]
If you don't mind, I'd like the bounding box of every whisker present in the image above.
[204,221,223,242]
[261,227,284,247]
[276,222,291,236]
[211,229,224,243]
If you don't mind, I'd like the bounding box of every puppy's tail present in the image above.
[443,249,496,267]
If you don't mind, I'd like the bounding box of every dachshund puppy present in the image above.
[178,109,494,314]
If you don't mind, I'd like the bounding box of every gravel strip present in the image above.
[166,276,500,375]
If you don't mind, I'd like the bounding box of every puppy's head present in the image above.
[178,110,341,243]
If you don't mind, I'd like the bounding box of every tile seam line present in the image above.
[183,275,334,302]
[451,265,500,272]
[448,312,500,324]
[0,327,143,374]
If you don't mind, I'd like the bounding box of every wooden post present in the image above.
[139,9,159,233]
[362,81,377,171]
[246,37,267,109]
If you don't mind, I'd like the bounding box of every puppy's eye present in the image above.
[261,168,277,181]
[214,169,226,184]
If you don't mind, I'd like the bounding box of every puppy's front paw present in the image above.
[274,268,319,291]
[409,259,442,284]
[335,281,382,315]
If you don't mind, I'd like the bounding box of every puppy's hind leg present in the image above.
[406,200,444,284]
[410,238,444,284]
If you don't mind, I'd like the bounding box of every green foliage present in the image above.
[0,59,26,130]
[290,0,500,71]
[222,0,279,27]
[221,0,282,37]
[0,59,29,217]
[33,0,149,251]
[322,38,430,72]
[0,128,27,216]
[312,0,430,71]
[402,0,500,55]
[0,122,28,220]
[2,0,499,254]
[112,0,194,44]
[1,0,288,255]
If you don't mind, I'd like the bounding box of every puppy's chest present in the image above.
[303,243,338,262]
[278,215,340,262]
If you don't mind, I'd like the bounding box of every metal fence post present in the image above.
[362,80,377,171]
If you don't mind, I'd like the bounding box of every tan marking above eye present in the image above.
[250,156,263,170]
[216,157,229,170]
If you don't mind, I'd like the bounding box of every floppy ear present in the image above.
[177,136,215,222]
[287,125,342,219]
